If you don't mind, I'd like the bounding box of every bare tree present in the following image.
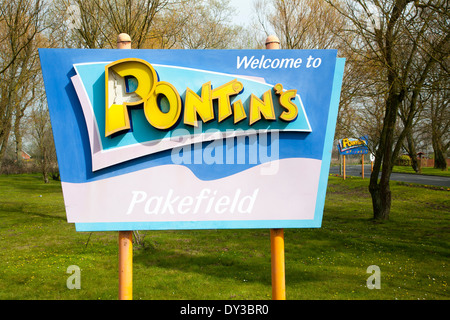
[0,0,44,74]
[50,0,182,49]
[253,0,347,49]
[177,0,242,49]
[326,0,449,220]
[0,0,46,169]
[426,63,449,170]
[29,99,56,183]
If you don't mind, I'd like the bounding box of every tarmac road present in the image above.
[329,165,450,187]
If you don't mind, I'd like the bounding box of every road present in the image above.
[329,165,450,187]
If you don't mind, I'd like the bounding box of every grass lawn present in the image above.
[392,165,450,177]
[0,174,448,300]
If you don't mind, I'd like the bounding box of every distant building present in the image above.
[20,150,31,161]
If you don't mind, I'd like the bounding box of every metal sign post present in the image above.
[362,154,364,179]
[118,229,133,300]
[117,33,133,300]
[266,35,286,300]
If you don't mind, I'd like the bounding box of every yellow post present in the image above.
[119,231,133,300]
[343,155,346,180]
[117,33,133,300]
[266,35,286,300]
[270,229,286,300]
[362,154,364,179]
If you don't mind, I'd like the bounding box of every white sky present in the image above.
[229,0,256,27]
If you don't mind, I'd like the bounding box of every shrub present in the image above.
[395,154,411,166]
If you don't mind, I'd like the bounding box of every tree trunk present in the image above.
[369,179,391,221]
[369,86,403,221]
[406,130,421,173]
[0,125,12,170]
[432,135,448,170]
[367,0,411,221]
[370,155,394,221]
[41,144,49,183]
[14,113,23,167]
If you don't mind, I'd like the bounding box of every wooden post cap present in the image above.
[265,35,280,49]
[117,33,132,49]
[117,33,131,43]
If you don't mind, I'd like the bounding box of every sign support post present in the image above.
[117,33,133,300]
[119,230,133,300]
[362,154,364,179]
[270,229,286,300]
[343,155,346,180]
[266,35,286,300]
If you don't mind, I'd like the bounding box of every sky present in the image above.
[229,0,256,27]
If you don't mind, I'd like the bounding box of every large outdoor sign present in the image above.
[338,136,369,155]
[39,49,345,232]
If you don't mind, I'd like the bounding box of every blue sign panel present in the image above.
[338,136,369,155]
[39,49,345,231]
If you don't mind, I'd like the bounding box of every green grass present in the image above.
[392,165,450,177]
[0,174,448,300]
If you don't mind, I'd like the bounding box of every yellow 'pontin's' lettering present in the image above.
[184,82,214,127]
[105,58,301,136]
[249,90,276,125]
[232,100,247,124]
[342,138,366,148]
[211,79,244,122]
[105,58,158,137]
[274,83,298,122]
[145,81,182,130]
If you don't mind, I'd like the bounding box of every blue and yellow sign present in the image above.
[39,49,345,232]
[338,136,369,155]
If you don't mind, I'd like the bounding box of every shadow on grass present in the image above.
[133,233,333,288]
[133,244,270,285]
[0,174,62,194]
